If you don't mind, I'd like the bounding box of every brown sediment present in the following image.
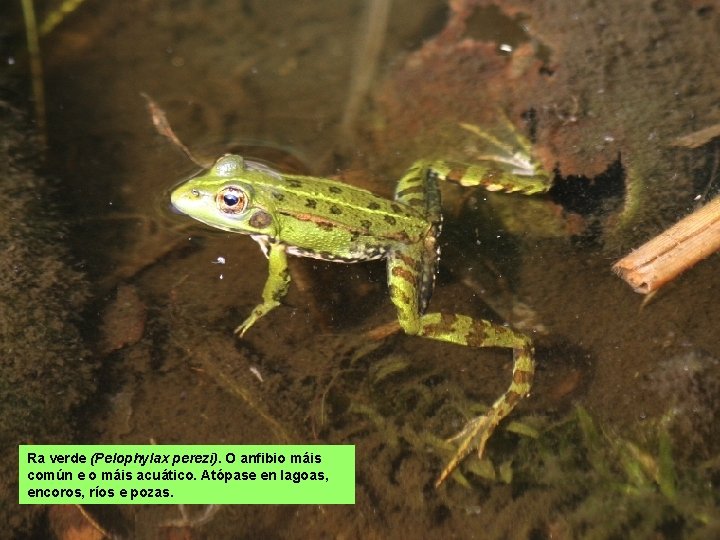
[0,99,94,536]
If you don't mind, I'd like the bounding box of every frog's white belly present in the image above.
[251,234,389,262]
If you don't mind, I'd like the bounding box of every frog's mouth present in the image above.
[168,195,190,215]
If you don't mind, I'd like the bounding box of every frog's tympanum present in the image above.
[171,141,550,486]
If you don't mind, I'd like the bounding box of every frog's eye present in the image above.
[217,187,248,214]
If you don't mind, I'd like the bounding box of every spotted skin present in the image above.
[171,150,550,486]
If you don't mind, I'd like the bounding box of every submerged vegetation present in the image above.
[316,340,720,537]
[507,407,720,538]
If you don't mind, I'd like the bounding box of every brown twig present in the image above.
[74,504,110,538]
[141,92,205,167]
[670,123,720,149]
[612,196,720,293]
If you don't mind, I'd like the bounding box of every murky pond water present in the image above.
[4,0,720,537]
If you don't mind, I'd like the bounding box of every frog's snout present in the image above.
[170,184,204,216]
[169,188,188,215]
[169,203,184,215]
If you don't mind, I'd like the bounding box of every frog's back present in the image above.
[257,172,428,261]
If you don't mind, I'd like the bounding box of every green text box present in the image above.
[19,445,355,504]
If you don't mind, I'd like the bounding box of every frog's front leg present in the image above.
[235,242,290,337]
[387,245,534,487]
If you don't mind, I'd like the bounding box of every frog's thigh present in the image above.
[394,160,441,223]
[386,247,424,335]
[235,243,290,336]
[392,164,442,313]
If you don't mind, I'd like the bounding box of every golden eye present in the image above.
[217,187,247,214]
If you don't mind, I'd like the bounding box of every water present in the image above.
[12,0,720,537]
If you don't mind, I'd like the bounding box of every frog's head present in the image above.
[171,154,278,237]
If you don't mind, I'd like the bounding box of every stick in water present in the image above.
[141,92,205,168]
[612,196,720,294]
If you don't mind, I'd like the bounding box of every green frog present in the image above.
[171,132,550,486]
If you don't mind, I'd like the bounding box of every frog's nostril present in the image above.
[191,189,201,198]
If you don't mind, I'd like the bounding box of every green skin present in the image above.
[171,136,550,486]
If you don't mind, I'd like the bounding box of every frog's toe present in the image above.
[233,325,246,337]
[234,319,254,337]
[435,413,498,487]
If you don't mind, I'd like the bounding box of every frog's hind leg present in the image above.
[393,160,443,314]
[420,315,534,487]
[386,243,534,487]
[391,161,535,486]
